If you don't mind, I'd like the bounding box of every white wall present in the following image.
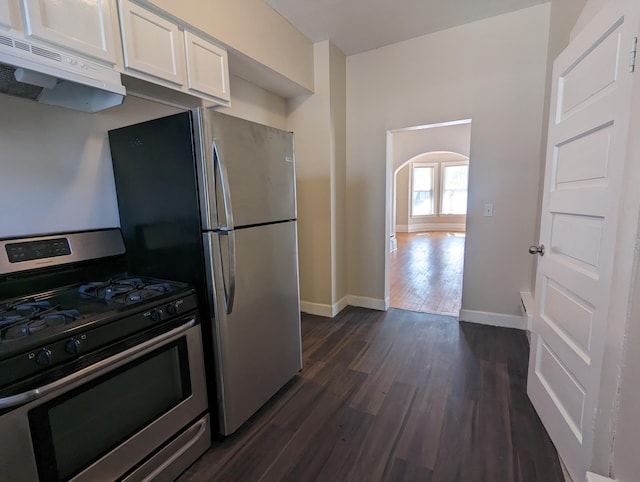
[329,42,348,307]
[0,95,179,238]
[391,122,471,172]
[222,75,288,129]
[572,0,607,37]
[0,77,288,239]
[347,4,551,319]
[287,41,334,310]
[286,40,347,315]
[395,167,410,228]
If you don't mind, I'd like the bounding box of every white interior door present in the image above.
[527,1,638,481]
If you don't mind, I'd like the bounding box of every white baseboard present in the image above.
[347,295,387,311]
[300,301,333,317]
[459,309,525,330]
[300,296,350,318]
[586,472,615,482]
[395,223,466,233]
[334,296,349,316]
[520,291,534,331]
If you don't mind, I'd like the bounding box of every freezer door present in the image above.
[196,109,296,229]
[203,221,302,435]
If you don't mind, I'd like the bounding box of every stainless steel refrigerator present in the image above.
[108,109,302,436]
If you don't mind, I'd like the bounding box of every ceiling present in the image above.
[264,0,549,56]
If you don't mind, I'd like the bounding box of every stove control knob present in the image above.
[36,348,53,367]
[66,338,82,355]
[150,309,164,322]
[166,302,179,315]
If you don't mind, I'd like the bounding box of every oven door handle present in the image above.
[0,317,197,410]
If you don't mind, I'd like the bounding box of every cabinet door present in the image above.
[119,0,185,86]
[184,31,230,103]
[20,0,116,63]
[0,1,11,29]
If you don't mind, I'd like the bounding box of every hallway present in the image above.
[390,232,464,316]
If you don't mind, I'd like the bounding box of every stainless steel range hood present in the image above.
[0,31,125,113]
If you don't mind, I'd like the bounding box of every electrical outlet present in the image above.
[484,203,493,217]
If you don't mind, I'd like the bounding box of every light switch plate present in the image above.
[484,203,493,217]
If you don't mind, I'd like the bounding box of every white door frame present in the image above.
[383,119,471,309]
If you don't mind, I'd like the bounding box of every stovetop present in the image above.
[0,273,190,352]
[0,273,199,392]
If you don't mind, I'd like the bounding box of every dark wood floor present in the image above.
[179,307,563,482]
[390,232,464,316]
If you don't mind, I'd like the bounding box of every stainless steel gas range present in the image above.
[0,229,210,482]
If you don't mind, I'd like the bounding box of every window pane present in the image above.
[443,165,468,190]
[441,165,468,215]
[412,165,434,215]
[442,190,468,214]
[412,191,433,215]
[413,166,433,191]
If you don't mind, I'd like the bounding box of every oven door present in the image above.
[0,317,209,482]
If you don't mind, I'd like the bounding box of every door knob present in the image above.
[529,244,545,256]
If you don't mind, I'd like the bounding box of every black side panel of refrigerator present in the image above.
[108,112,205,289]
[107,113,219,430]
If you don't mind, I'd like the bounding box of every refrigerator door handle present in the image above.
[213,140,235,231]
[218,230,236,315]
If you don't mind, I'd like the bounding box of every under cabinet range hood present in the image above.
[0,31,125,112]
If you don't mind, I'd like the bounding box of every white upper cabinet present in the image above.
[117,0,230,106]
[118,0,185,86]
[20,0,117,63]
[184,30,230,103]
[0,1,11,29]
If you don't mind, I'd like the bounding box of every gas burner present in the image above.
[0,301,51,325]
[79,277,173,305]
[0,301,81,342]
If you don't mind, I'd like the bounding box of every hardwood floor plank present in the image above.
[391,231,464,316]
[310,408,374,482]
[348,381,417,481]
[178,307,564,482]
[431,398,477,482]
[388,457,433,482]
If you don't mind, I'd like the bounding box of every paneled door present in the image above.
[527,0,638,481]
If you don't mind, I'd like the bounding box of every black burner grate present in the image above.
[79,277,173,304]
[0,301,81,342]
